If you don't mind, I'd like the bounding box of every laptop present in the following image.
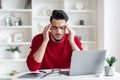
[61,50,106,76]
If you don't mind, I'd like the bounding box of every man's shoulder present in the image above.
[34,33,43,37]
[74,36,79,39]
[32,33,43,41]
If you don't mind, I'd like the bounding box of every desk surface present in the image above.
[12,69,120,80]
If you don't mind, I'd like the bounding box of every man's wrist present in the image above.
[69,39,75,44]
[43,40,49,45]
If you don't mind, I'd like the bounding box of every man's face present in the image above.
[50,19,66,42]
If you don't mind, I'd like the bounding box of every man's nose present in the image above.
[56,28,61,33]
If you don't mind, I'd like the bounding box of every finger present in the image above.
[65,24,72,32]
[44,24,51,32]
[47,24,52,32]
[65,25,69,33]
[43,26,48,33]
[65,24,70,34]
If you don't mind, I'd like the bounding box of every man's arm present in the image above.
[26,24,51,71]
[33,24,51,62]
[66,24,82,51]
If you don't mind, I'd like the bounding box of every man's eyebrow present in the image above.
[60,26,65,27]
[52,26,65,27]
[52,26,57,27]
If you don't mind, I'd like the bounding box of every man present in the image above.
[26,10,83,71]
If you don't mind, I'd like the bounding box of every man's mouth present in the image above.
[55,34,62,38]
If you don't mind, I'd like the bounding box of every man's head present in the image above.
[50,10,69,42]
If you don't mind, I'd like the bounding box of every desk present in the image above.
[12,69,120,80]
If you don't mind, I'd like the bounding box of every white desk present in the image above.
[11,70,120,80]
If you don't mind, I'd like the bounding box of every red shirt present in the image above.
[26,34,83,71]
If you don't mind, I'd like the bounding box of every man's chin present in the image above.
[54,38,63,42]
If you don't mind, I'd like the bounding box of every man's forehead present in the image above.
[51,25,65,27]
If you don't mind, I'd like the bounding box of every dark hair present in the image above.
[50,10,68,23]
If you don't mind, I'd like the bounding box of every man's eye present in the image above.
[51,26,65,30]
[60,27,65,29]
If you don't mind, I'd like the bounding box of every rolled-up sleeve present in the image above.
[74,36,83,50]
[26,34,43,71]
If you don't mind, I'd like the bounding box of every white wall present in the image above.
[97,0,104,49]
[104,0,120,72]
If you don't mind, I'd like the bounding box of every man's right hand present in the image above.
[33,24,51,63]
[42,24,51,42]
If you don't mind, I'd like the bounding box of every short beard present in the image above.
[51,35,64,42]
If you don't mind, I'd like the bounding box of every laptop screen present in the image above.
[69,50,106,76]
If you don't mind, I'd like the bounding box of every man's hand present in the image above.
[43,24,51,42]
[65,24,75,42]
[65,24,80,51]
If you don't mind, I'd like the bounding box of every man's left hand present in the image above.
[65,24,75,42]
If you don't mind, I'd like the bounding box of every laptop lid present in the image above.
[70,50,106,76]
